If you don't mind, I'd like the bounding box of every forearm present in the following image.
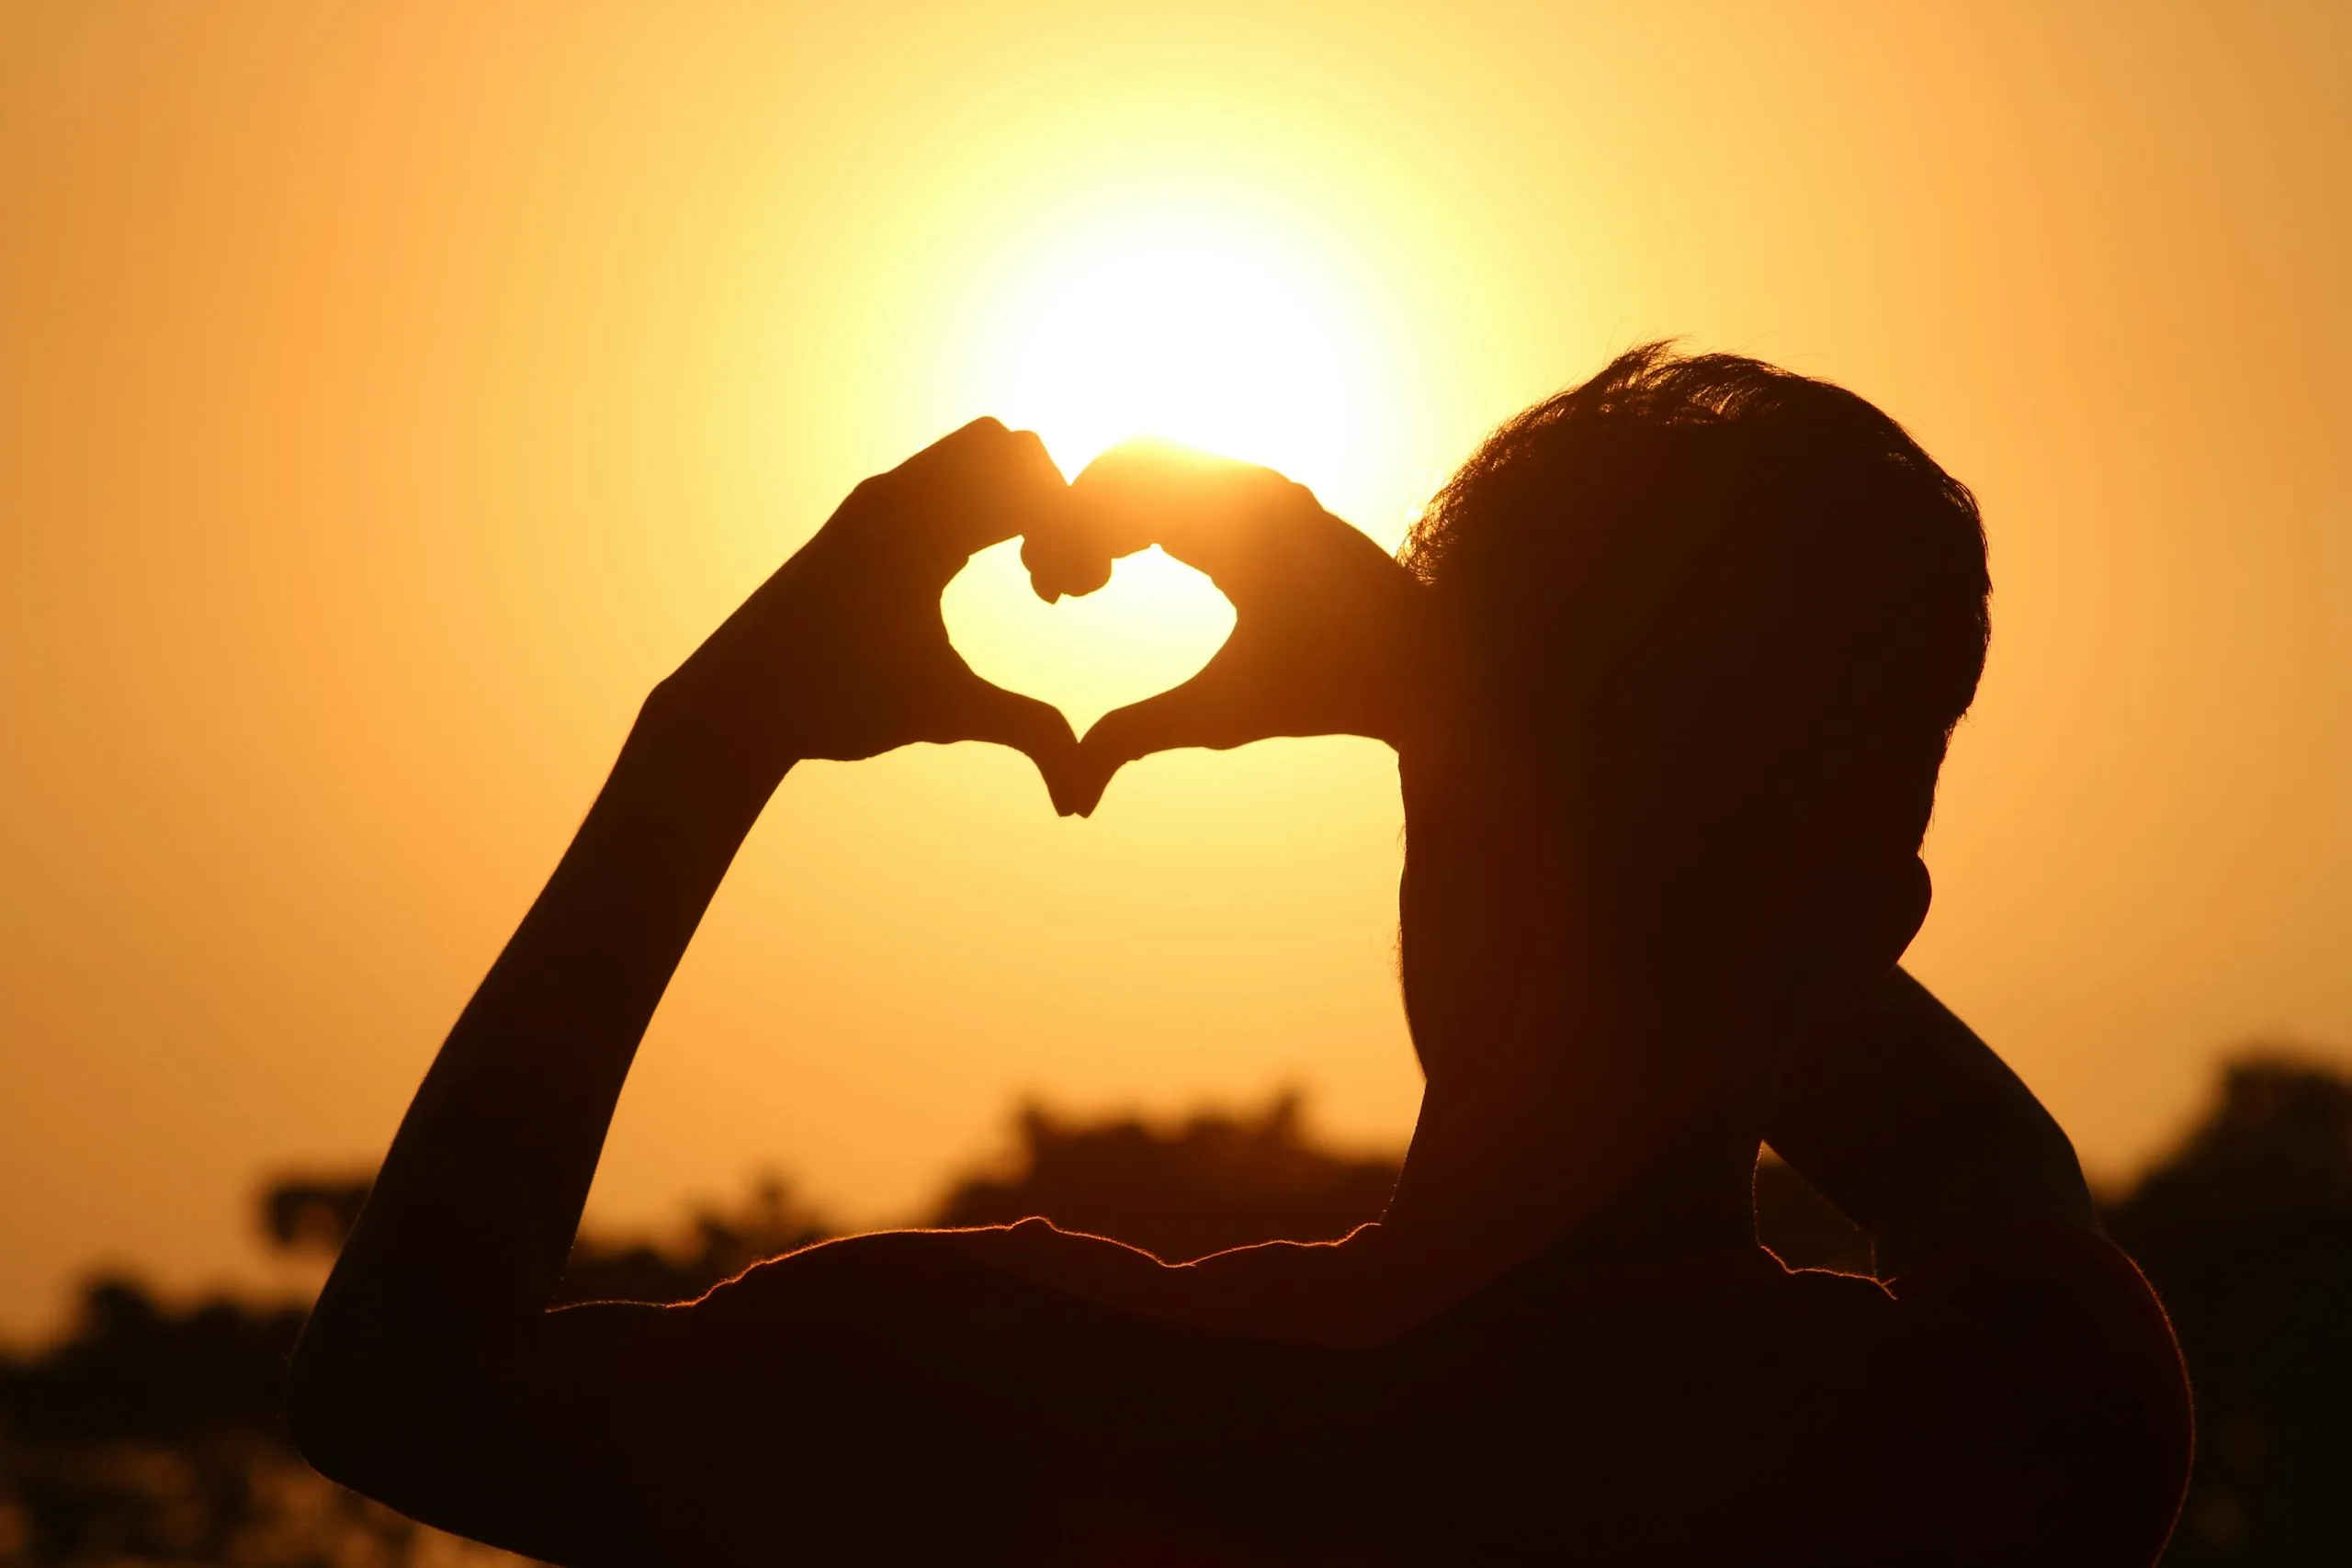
[295,698,779,1403]
[1764,967,2096,1277]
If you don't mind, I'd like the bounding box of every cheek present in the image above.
[1399,734,1600,1010]
[1399,831,1536,1001]
[1395,840,1460,1032]
[1399,798,1593,1036]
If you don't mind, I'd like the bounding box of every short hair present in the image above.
[1403,343,1989,862]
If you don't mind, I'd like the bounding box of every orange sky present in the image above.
[3,2,2346,1339]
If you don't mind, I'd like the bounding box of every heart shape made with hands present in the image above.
[942,536,1237,738]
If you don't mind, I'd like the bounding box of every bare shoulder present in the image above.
[677,1220,1163,1315]
[692,1218,1363,1346]
[938,1218,1380,1345]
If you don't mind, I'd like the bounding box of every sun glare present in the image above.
[942,540,1237,736]
[944,199,1406,732]
[976,206,1392,500]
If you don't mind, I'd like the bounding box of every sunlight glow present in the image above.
[944,541,1235,734]
[975,202,1396,513]
[945,198,1406,730]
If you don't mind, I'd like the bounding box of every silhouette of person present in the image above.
[290,346,2191,1564]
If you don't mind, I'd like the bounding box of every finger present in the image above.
[1018,521,1116,602]
[1016,442,1181,603]
[1066,443,1320,592]
[1063,660,1259,816]
[891,419,1072,565]
[949,673,1086,817]
[1021,441,1297,603]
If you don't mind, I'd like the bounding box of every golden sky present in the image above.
[2,1,2346,1337]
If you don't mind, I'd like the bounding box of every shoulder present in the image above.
[1892,1224,2191,1483]
[686,1219,1173,1323]
[1746,1222,2186,1422]
[1799,1223,2192,1565]
[613,1226,1347,1562]
[610,1227,1169,1556]
[1880,1224,2189,1451]
[688,1219,1350,1345]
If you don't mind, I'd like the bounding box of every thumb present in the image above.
[1067,663,1253,817]
[954,674,1086,817]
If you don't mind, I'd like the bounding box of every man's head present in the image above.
[1395,344,1989,1068]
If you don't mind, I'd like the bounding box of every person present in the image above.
[288,345,2191,1564]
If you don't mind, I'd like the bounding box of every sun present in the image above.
[970,199,1397,518]
[938,197,1410,733]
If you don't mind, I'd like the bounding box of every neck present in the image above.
[1362,1033,1766,1303]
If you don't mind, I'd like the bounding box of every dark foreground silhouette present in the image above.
[6,1059,2346,1563]
[269,347,2188,1563]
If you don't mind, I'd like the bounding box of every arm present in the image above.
[287,422,1078,1563]
[1765,976,2195,1564]
[1764,965,2098,1278]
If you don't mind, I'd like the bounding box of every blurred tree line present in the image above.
[3,1055,2346,1566]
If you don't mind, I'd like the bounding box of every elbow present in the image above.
[2036,1114,2101,1234]
[286,1310,448,1500]
[285,1320,385,1491]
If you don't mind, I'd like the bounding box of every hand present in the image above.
[647,419,1083,811]
[1023,443,1436,815]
